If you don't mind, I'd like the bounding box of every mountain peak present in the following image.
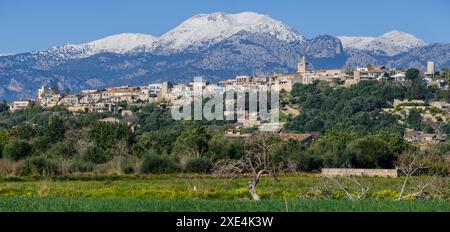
[378,30,426,45]
[155,12,305,52]
[338,30,427,56]
[381,30,406,36]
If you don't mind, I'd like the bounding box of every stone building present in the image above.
[9,99,32,112]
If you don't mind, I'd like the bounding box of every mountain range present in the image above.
[1,11,449,101]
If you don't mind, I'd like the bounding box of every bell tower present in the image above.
[297,56,308,74]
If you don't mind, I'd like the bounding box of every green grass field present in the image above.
[0,174,449,212]
[1,198,449,212]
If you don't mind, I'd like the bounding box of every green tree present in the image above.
[406,81,429,100]
[345,136,395,168]
[30,136,52,155]
[45,115,66,140]
[270,138,308,171]
[81,145,109,164]
[407,109,422,130]
[306,133,354,169]
[136,104,174,133]
[140,150,179,174]
[405,68,420,81]
[133,130,179,156]
[207,134,245,160]
[172,127,211,159]
[0,99,8,113]
[375,131,410,156]
[3,140,32,161]
[47,141,76,159]
[0,129,11,158]
[184,157,212,173]
[10,124,40,140]
[441,122,450,134]
[441,67,450,80]
[89,121,133,149]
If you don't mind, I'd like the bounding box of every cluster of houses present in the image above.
[354,61,447,89]
[384,99,449,148]
[7,58,449,144]
[34,84,162,114]
[10,57,446,115]
[219,56,350,92]
[8,56,349,114]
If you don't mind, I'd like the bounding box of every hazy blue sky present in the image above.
[1,0,449,54]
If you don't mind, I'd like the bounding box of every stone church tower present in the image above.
[297,56,308,74]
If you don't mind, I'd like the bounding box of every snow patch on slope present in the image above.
[84,33,157,54]
[0,52,15,57]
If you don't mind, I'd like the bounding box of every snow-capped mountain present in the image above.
[0,12,449,102]
[29,33,157,64]
[339,30,428,56]
[22,12,304,60]
[152,12,305,53]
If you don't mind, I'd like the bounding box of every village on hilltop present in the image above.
[7,58,450,148]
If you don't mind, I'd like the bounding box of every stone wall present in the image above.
[321,168,398,178]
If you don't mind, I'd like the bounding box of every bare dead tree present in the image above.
[245,133,280,200]
[213,133,280,201]
[325,176,370,201]
[114,140,131,173]
[396,151,440,201]
[322,162,370,201]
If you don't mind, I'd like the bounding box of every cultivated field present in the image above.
[0,174,449,212]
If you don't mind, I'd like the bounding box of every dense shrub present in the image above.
[345,136,396,169]
[89,122,133,149]
[304,132,403,170]
[417,150,450,176]
[122,162,136,174]
[27,156,61,175]
[44,115,66,140]
[30,136,52,155]
[140,153,179,174]
[132,130,180,156]
[47,141,75,159]
[69,160,95,173]
[207,135,245,160]
[81,145,109,164]
[3,140,32,161]
[184,158,212,173]
[10,124,40,140]
[0,129,11,158]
